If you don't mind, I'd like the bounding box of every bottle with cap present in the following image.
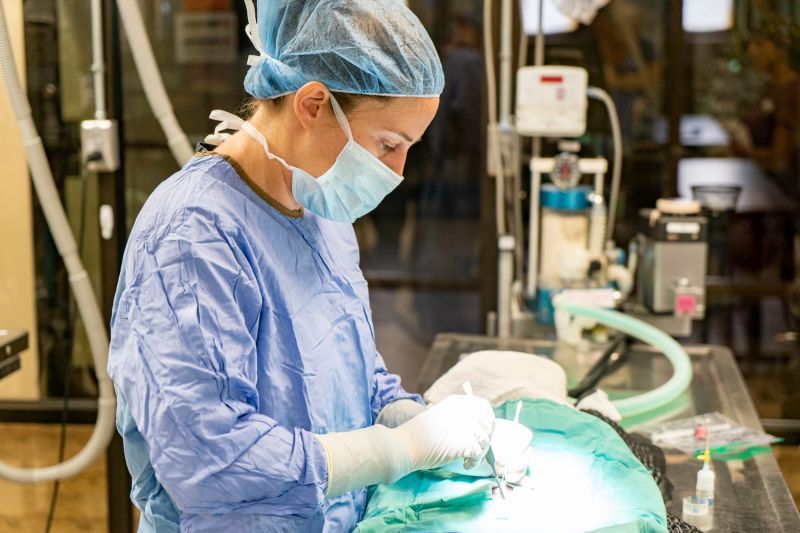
[696,446,715,508]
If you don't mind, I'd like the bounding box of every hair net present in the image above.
[243,0,445,99]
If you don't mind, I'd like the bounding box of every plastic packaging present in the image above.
[639,412,781,458]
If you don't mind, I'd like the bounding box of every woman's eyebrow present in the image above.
[386,129,417,143]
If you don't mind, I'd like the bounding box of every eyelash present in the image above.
[381,142,398,153]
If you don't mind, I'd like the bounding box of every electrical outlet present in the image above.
[80,119,120,172]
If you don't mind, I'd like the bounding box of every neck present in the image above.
[215,111,302,211]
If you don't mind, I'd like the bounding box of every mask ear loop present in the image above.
[328,94,354,141]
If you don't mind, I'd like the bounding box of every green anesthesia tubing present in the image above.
[555,302,693,419]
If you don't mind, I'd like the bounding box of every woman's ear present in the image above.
[293,82,332,131]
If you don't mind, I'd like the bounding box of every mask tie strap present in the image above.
[240,122,295,171]
[205,108,295,172]
[243,0,268,66]
[209,109,244,132]
[204,109,245,146]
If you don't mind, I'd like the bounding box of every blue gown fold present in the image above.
[108,153,420,532]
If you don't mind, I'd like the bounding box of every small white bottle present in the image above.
[696,461,715,508]
[695,448,715,531]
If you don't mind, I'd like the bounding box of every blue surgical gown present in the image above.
[108,153,421,532]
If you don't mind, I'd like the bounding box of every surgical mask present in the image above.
[208,95,403,223]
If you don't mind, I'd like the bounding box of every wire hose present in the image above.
[484,0,508,236]
[554,300,693,418]
[0,1,116,483]
[114,0,193,165]
[587,86,622,244]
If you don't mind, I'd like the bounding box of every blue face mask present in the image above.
[238,95,404,223]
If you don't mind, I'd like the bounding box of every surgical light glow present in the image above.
[522,0,580,36]
[683,0,733,33]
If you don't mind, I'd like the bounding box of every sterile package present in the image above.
[637,412,781,459]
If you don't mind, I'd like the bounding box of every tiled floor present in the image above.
[0,424,106,532]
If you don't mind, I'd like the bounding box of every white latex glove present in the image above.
[397,394,495,471]
[375,399,426,428]
[314,394,495,498]
[441,418,533,484]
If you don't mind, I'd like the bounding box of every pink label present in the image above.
[675,294,697,315]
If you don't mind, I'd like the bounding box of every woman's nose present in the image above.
[383,152,407,177]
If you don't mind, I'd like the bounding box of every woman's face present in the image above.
[291,87,439,178]
[347,97,440,176]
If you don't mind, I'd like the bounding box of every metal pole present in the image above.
[534,0,544,66]
[91,0,107,120]
[104,0,132,530]
[499,0,514,122]
[664,0,684,198]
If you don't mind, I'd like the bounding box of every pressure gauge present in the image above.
[550,151,581,189]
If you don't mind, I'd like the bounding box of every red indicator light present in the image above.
[540,75,563,83]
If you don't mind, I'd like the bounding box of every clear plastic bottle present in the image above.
[695,448,715,531]
[697,462,715,507]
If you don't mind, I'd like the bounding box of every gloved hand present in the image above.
[314,394,495,498]
[441,417,533,484]
[395,394,495,471]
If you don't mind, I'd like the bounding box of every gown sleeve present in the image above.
[369,351,423,420]
[108,207,329,516]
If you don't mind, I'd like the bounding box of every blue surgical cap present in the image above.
[243,0,445,99]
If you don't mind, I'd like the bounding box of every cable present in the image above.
[513,8,529,281]
[43,159,93,533]
[568,334,630,399]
